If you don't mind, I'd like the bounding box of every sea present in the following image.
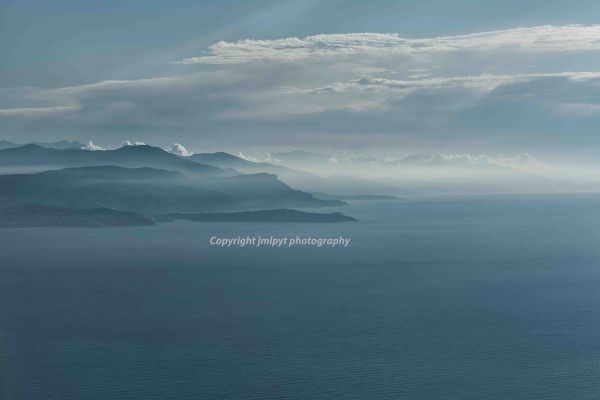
[1,193,600,399]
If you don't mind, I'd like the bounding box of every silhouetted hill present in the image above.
[0,166,342,214]
[0,204,154,227]
[167,208,356,222]
[0,144,232,177]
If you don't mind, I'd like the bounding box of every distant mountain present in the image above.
[200,173,343,211]
[0,204,154,228]
[190,151,300,173]
[39,165,184,182]
[270,150,332,166]
[166,208,356,223]
[0,166,341,214]
[311,192,401,201]
[0,144,233,177]
[188,152,399,196]
[390,153,543,170]
[190,152,252,167]
[34,140,86,150]
[0,140,84,150]
[0,140,17,150]
[190,152,323,187]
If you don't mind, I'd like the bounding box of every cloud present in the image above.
[0,105,80,117]
[395,152,547,172]
[237,152,259,162]
[4,25,600,154]
[177,25,600,65]
[306,72,600,94]
[83,140,104,151]
[121,140,146,147]
[558,102,600,115]
[166,143,192,156]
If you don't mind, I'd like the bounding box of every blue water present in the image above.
[2,194,600,399]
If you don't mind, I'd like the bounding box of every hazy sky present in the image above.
[2,0,600,159]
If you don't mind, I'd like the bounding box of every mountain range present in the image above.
[0,140,85,150]
[0,165,341,215]
[188,152,399,196]
[0,144,232,177]
[0,142,410,226]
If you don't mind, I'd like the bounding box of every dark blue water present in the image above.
[2,194,600,399]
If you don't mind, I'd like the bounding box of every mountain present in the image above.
[188,152,399,196]
[0,140,17,150]
[0,144,233,177]
[270,150,332,166]
[33,140,86,150]
[199,173,343,210]
[189,152,324,187]
[0,166,341,214]
[311,193,401,201]
[0,204,154,228]
[39,165,185,182]
[190,151,303,174]
[0,140,84,150]
[166,209,356,223]
[190,152,253,167]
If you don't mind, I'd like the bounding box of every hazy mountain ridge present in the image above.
[263,149,545,172]
[0,142,581,197]
[188,151,399,196]
[38,165,185,182]
[0,144,233,178]
[243,149,586,194]
[0,140,85,150]
[0,165,341,215]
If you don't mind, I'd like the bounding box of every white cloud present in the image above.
[166,143,192,156]
[237,152,259,162]
[51,77,181,95]
[121,140,146,147]
[558,102,600,114]
[396,152,547,172]
[0,105,80,117]
[305,71,600,95]
[4,25,600,154]
[83,140,104,151]
[177,25,600,65]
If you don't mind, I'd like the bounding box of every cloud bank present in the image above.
[177,26,600,64]
[3,25,600,157]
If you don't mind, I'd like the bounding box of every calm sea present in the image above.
[2,194,600,399]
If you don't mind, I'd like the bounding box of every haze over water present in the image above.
[2,194,600,399]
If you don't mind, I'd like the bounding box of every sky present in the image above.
[2,0,600,161]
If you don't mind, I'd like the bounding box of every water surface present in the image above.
[2,194,600,399]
